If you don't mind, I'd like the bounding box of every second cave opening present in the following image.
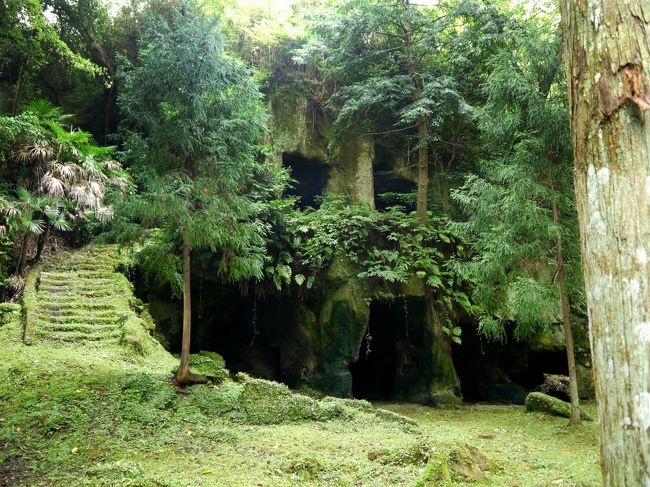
[282,152,329,209]
[350,299,426,401]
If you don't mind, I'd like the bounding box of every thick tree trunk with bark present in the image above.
[560,1,650,484]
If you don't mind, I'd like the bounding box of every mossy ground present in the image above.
[380,402,601,486]
[0,244,601,486]
[0,313,602,486]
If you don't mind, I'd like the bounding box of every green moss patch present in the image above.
[415,443,496,486]
[525,392,593,421]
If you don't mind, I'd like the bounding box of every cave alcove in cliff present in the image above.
[373,171,417,211]
[282,152,329,209]
[350,298,427,401]
[451,324,569,404]
[147,281,315,387]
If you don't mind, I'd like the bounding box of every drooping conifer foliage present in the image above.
[449,9,584,422]
[115,0,269,383]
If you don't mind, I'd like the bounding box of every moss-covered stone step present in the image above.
[38,322,121,334]
[37,306,116,317]
[41,330,122,343]
[41,270,117,279]
[37,315,119,326]
[37,312,117,321]
[37,301,117,311]
[40,276,124,286]
[23,244,162,355]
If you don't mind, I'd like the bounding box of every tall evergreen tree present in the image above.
[451,10,584,423]
[117,1,267,385]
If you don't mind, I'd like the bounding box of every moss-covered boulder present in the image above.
[525,392,593,421]
[188,351,229,382]
[413,443,496,486]
[237,374,345,424]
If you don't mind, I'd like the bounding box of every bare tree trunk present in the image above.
[551,195,581,425]
[402,0,429,225]
[16,233,30,276]
[437,156,451,217]
[12,62,23,116]
[415,116,429,224]
[560,1,650,483]
[176,226,206,386]
[35,224,50,262]
[176,227,192,384]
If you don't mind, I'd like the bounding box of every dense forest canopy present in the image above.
[1,0,583,360]
[1,0,649,483]
[0,0,590,419]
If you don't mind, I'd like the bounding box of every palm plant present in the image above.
[0,100,129,277]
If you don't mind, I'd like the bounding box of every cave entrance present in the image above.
[373,171,417,211]
[452,324,569,404]
[350,299,425,401]
[147,281,315,386]
[282,152,329,209]
[511,351,568,391]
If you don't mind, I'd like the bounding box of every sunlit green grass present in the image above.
[0,318,601,486]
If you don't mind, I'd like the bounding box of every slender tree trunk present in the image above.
[176,226,192,384]
[561,1,650,484]
[176,226,207,386]
[550,194,581,425]
[12,62,23,116]
[415,116,429,224]
[402,0,429,225]
[16,233,30,276]
[438,156,451,217]
[35,224,50,262]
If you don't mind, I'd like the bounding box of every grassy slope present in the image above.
[0,246,601,486]
[0,318,602,487]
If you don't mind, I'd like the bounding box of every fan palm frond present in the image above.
[94,205,114,222]
[27,218,45,235]
[42,173,66,197]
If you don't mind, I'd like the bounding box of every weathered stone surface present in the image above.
[328,134,375,208]
[525,392,593,421]
[540,373,571,400]
[267,92,329,163]
[310,257,370,396]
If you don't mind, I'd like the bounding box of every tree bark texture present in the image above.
[560,1,650,484]
[12,62,23,117]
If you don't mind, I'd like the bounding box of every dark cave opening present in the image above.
[282,152,329,209]
[511,351,569,391]
[147,282,314,387]
[452,323,569,404]
[373,171,417,211]
[350,299,426,401]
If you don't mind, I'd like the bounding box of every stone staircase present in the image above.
[24,245,149,347]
